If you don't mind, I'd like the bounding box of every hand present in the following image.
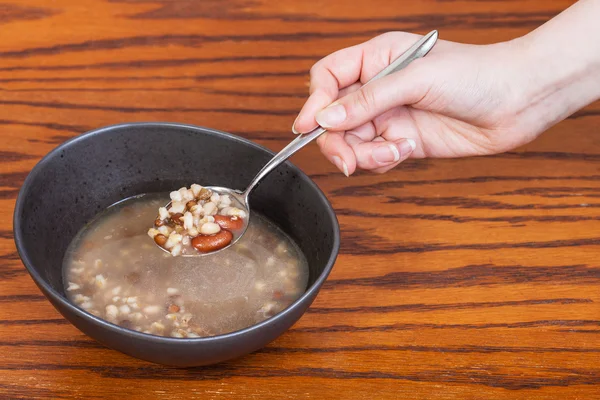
[292,32,538,176]
[292,8,600,176]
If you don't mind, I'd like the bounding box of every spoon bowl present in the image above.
[157,185,250,257]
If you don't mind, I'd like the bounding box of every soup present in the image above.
[62,193,309,338]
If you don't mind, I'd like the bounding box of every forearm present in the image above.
[516,0,600,130]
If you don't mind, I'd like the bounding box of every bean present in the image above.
[164,233,183,249]
[151,321,165,333]
[191,230,233,253]
[169,191,183,202]
[168,304,180,313]
[158,207,170,220]
[190,204,202,215]
[171,213,184,225]
[105,304,119,320]
[157,225,171,236]
[170,243,182,256]
[219,195,232,208]
[214,215,244,231]
[154,218,165,227]
[199,221,221,235]
[125,296,138,305]
[197,188,212,201]
[130,312,143,322]
[181,188,195,202]
[144,305,161,314]
[73,294,90,303]
[273,290,284,300]
[183,212,194,230]
[169,201,186,214]
[80,301,94,310]
[154,234,168,247]
[166,313,178,321]
[186,200,197,210]
[95,274,107,288]
[203,202,217,216]
[227,207,247,218]
[191,184,202,197]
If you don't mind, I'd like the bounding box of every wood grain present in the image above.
[1,0,599,398]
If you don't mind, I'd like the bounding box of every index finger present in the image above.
[293,44,364,133]
[293,32,422,134]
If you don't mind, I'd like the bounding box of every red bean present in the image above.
[191,230,233,253]
[154,234,168,247]
[214,215,244,231]
[171,213,184,225]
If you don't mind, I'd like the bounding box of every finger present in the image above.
[293,31,433,134]
[293,81,364,135]
[314,59,432,132]
[292,88,331,134]
[374,106,427,158]
[316,131,356,176]
[337,82,362,99]
[345,134,416,170]
[345,121,377,143]
[293,44,365,134]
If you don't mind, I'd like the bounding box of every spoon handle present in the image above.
[243,30,439,197]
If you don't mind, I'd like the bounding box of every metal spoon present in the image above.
[158,30,439,256]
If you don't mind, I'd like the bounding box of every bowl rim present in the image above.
[13,121,340,344]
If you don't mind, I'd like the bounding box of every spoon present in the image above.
[158,30,439,256]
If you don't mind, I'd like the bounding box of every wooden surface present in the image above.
[1,0,599,398]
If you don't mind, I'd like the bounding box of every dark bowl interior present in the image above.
[13,122,339,366]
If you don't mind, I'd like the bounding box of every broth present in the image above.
[62,193,309,338]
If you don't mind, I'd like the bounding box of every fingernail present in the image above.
[372,140,416,164]
[331,155,349,177]
[292,118,318,134]
[315,104,346,128]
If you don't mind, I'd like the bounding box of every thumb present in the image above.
[314,60,431,131]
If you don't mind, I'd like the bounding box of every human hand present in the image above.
[292,16,600,176]
[292,32,537,175]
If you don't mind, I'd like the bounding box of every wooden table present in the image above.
[2,0,599,398]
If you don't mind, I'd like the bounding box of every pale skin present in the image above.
[292,0,600,176]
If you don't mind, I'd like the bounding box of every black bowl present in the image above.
[13,122,339,366]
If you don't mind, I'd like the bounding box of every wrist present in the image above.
[510,0,600,131]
